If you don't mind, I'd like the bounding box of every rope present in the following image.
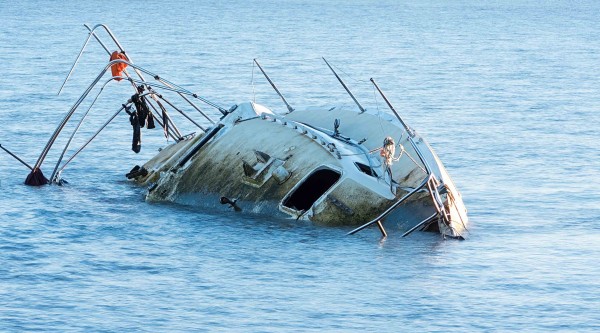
[145,96,171,140]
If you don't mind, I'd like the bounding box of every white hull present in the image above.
[134,102,469,238]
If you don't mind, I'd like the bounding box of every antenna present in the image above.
[253,59,294,113]
[323,57,366,113]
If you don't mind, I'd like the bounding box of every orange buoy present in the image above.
[109,51,128,81]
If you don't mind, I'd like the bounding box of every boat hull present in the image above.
[133,102,468,237]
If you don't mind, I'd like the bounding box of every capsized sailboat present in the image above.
[20,25,469,239]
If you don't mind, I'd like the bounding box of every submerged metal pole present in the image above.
[57,105,126,174]
[0,144,33,170]
[253,59,294,113]
[32,61,117,173]
[57,33,92,95]
[375,220,387,238]
[323,58,366,113]
[50,78,123,183]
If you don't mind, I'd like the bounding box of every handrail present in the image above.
[153,76,218,123]
[104,62,225,112]
[52,56,226,168]
[57,33,92,95]
[427,175,451,225]
[37,59,153,172]
[32,60,117,171]
[156,94,206,131]
[52,24,225,177]
[347,174,432,235]
[87,24,223,119]
[85,24,147,83]
[49,77,125,182]
[401,212,437,237]
[56,105,126,174]
[61,24,224,120]
[144,94,183,140]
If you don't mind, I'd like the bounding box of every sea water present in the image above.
[0,0,599,331]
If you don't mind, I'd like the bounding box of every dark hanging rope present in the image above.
[124,103,141,153]
[131,87,154,129]
[154,98,183,139]
[145,97,176,141]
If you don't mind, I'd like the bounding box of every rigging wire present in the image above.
[251,60,256,103]
[372,83,386,135]
[331,62,370,84]
[253,57,322,63]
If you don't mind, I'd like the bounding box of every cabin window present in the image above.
[355,162,378,177]
[282,168,341,211]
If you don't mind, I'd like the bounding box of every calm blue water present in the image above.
[1,0,599,331]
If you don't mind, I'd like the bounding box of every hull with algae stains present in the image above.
[132,102,468,238]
